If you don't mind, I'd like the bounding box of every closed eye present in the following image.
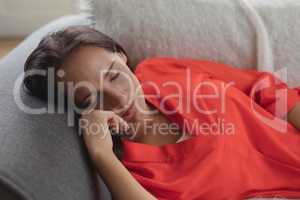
[79,91,102,109]
[110,71,120,81]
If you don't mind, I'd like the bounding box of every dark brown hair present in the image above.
[23,25,129,159]
[24,25,130,100]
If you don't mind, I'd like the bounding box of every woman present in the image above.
[23,26,300,200]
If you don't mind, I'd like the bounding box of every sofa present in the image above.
[0,0,299,199]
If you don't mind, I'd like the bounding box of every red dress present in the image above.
[121,57,300,200]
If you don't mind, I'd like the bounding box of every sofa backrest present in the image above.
[82,0,300,87]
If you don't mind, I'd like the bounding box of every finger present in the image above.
[115,115,130,133]
[107,116,120,136]
[107,117,122,135]
[107,117,115,129]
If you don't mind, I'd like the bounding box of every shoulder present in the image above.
[134,57,220,74]
[134,57,222,85]
[134,57,180,73]
[133,57,180,82]
[134,56,208,77]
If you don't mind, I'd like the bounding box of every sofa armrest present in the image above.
[0,14,111,200]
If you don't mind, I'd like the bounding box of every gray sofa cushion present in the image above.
[0,15,111,200]
[81,0,300,87]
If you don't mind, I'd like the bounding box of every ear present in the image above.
[117,52,128,64]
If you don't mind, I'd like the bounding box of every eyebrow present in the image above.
[104,60,116,78]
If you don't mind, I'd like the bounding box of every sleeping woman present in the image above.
[23,26,300,200]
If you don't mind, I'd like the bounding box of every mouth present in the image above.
[121,102,136,121]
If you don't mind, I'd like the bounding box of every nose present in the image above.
[112,94,132,115]
[99,88,129,114]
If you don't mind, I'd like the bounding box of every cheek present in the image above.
[99,72,140,110]
[97,84,130,111]
[99,90,121,110]
[116,75,138,97]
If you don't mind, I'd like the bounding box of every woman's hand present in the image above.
[79,110,156,200]
[79,110,130,160]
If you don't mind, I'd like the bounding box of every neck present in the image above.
[129,102,181,145]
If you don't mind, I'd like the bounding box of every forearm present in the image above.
[92,151,156,200]
[287,102,300,131]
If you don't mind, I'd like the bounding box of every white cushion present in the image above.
[80,0,300,87]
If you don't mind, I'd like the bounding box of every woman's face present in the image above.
[59,46,147,123]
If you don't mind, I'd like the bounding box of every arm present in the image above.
[187,59,300,127]
[92,150,156,200]
[177,58,300,120]
[138,57,300,128]
[80,110,156,200]
[186,59,300,125]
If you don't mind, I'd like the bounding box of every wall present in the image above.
[0,0,78,37]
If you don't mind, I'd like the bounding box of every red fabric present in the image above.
[121,57,300,200]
